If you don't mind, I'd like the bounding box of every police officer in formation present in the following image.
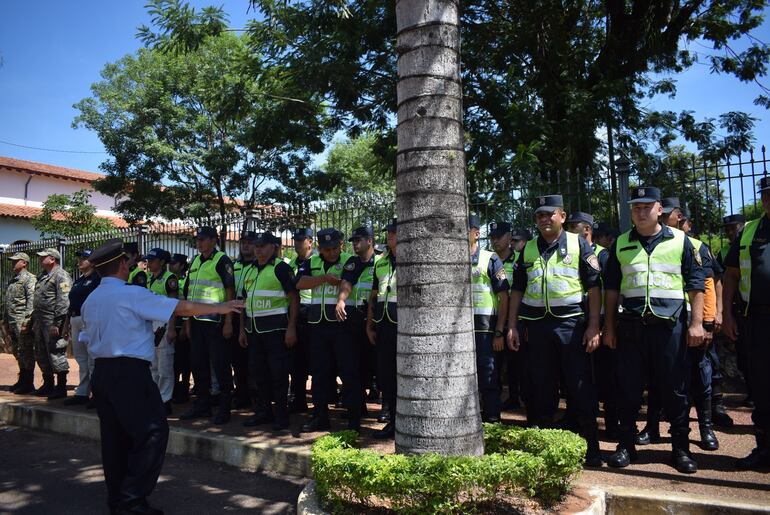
[603,186,704,473]
[296,228,362,432]
[146,248,179,414]
[231,233,256,410]
[723,176,770,469]
[469,215,510,423]
[180,226,236,424]
[507,195,603,467]
[286,228,315,413]
[32,248,72,399]
[124,242,148,287]
[336,226,379,416]
[168,253,192,404]
[239,232,299,430]
[64,248,100,407]
[4,252,36,394]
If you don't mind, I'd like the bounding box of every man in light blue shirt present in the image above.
[81,239,243,515]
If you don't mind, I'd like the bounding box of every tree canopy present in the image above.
[31,189,115,238]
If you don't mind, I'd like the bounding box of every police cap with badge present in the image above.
[628,186,661,203]
[723,214,746,226]
[534,194,564,213]
[511,228,532,241]
[317,228,343,249]
[488,220,512,238]
[145,248,171,263]
[169,253,188,265]
[75,249,94,259]
[247,231,280,245]
[566,211,595,227]
[349,226,374,241]
[195,226,218,239]
[293,228,313,241]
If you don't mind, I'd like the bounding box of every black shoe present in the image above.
[112,500,164,515]
[13,371,35,395]
[712,408,734,428]
[33,375,54,397]
[736,448,770,470]
[501,397,521,410]
[635,427,661,446]
[672,449,698,474]
[164,401,172,416]
[9,373,22,393]
[367,386,381,402]
[699,426,719,451]
[63,395,89,406]
[374,422,395,439]
[584,452,603,468]
[300,416,330,433]
[179,406,212,420]
[607,448,637,468]
[243,412,274,427]
[377,406,391,423]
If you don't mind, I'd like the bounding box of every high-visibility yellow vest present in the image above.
[149,270,175,297]
[308,253,352,323]
[373,253,397,324]
[187,251,227,322]
[128,265,146,287]
[177,275,186,299]
[520,232,583,320]
[242,258,290,333]
[738,218,762,314]
[472,249,499,331]
[616,228,685,319]
[288,254,313,306]
[350,254,379,307]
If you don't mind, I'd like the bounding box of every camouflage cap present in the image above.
[36,248,61,261]
[7,252,30,262]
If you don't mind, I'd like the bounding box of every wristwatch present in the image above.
[494,330,505,338]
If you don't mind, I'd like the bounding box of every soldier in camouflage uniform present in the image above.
[31,248,72,399]
[3,252,36,394]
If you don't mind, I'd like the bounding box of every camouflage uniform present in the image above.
[4,268,36,370]
[33,265,72,374]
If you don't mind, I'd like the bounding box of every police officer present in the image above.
[286,228,315,413]
[722,176,770,469]
[180,226,236,425]
[3,252,36,394]
[32,248,72,400]
[507,196,603,467]
[719,213,752,410]
[63,249,101,406]
[469,215,509,423]
[124,242,148,288]
[239,233,298,430]
[566,211,619,440]
[336,226,379,414]
[511,228,530,259]
[297,228,362,432]
[366,218,398,438]
[489,221,521,410]
[169,253,191,404]
[231,233,257,410]
[146,248,178,414]
[594,222,619,251]
[81,239,242,514]
[603,186,704,474]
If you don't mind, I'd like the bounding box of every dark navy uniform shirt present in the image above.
[68,272,101,317]
[512,231,601,292]
[724,214,770,308]
[604,225,705,292]
[341,253,376,285]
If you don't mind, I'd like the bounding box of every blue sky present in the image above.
[1,1,770,176]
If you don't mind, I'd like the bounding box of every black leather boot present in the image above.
[697,398,719,451]
[213,392,232,425]
[300,408,331,433]
[671,430,698,474]
[33,374,54,397]
[14,369,35,395]
[579,417,603,467]
[711,383,734,428]
[47,373,68,400]
[10,371,23,393]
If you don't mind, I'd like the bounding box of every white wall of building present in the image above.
[0,218,42,245]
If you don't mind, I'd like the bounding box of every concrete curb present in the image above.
[603,486,770,514]
[0,399,311,478]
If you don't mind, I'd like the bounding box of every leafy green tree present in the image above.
[31,189,115,238]
[74,2,331,224]
[319,133,394,199]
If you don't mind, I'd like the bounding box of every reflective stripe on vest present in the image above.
[351,254,379,307]
[187,251,226,322]
[149,270,175,297]
[308,253,352,323]
[242,258,289,333]
[520,232,583,319]
[738,218,761,313]
[374,253,397,324]
[616,227,685,319]
[472,249,499,319]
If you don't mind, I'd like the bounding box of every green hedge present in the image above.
[311,423,586,514]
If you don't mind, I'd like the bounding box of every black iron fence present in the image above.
[1,147,769,310]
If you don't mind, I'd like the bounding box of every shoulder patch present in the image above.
[694,251,702,266]
[225,264,234,275]
[344,262,356,271]
[495,268,508,281]
[167,277,178,290]
[59,282,71,293]
[587,255,601,271]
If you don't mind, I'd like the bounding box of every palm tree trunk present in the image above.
[395,0,484,456]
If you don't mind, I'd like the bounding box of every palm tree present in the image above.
[395,0,483,456]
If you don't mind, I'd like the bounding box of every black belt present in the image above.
[618,312,669,326]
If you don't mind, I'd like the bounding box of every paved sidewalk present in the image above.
[1,353,768,505]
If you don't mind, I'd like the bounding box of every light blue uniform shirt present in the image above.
[81,277,179,363]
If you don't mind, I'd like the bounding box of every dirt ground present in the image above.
[1,353,768,509]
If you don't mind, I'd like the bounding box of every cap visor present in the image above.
[318,241,339,248]
[488,230,508,237]
[628,197,658,204]
[534,206,558,213]
[35,251,48,256]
